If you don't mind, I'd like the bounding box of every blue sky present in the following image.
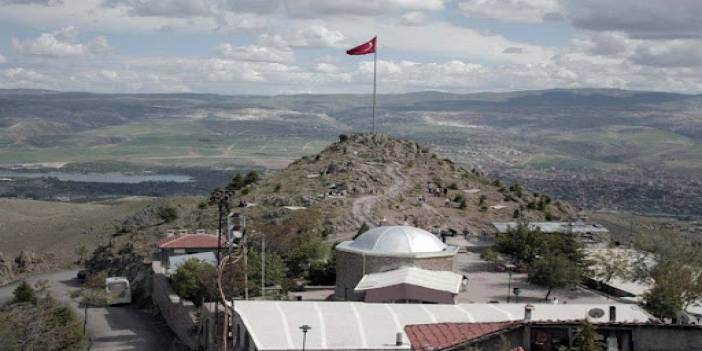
[0,0,700,94]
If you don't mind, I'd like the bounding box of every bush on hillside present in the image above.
[1,282,86,350]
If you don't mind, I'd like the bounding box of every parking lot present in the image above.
[449,239,613,304]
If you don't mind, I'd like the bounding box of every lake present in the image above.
[0,171,193,184]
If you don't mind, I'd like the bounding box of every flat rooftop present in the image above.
[493,222,609,234]
[233,301,653,351]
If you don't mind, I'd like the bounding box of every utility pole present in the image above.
[507,271,512,303]
[244,231,249,300]
[261,236,265,299]
[209,188,231,350]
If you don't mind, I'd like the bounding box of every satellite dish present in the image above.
[588,308,605,318]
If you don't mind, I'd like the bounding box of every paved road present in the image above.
[0,270,174,351]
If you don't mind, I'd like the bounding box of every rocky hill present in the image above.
[78,133,576,293]
[233,133,575,242]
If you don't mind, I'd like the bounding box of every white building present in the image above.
[230,301,653,351]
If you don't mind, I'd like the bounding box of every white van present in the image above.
[105,277,132,305]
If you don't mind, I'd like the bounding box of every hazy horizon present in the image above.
[0,1,701,95]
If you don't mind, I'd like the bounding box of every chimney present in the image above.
[396,332,403,346]
[166,229,175,237]
[524,304,535,321]
[609,306,616,322]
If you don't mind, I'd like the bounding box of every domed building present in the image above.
[334,226,459,301]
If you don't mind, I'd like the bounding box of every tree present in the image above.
[643,262,702,319]
[247,249,287,295]
[481,249,499,270]
[13,281,37,304]
[559,319,605,351]
[495,223,545,264]
[158,206,178,222]
[1,285,87,350]
[244,170,259,186]
[510,183,523,198]
[459,198,468,210]
[590,250,631,284]
[228,173,243,190]
[528,253,583,301]
[285,232,326,276]
[309,255,336,285]
[633,232,702,318]
[171,259,217,304]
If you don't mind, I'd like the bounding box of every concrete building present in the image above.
[156,233,223,269]
[229,301,654,351]
[354,267,465,304]
[406,319,702,351]
[493,221,609,244]
[492,222,609,235]
[334,226,458,300]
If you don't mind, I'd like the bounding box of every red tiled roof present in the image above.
[156,234,223,249]
[405,322,520,351]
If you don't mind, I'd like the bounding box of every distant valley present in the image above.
[1,88,701,216]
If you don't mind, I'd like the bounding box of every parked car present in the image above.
[76,270,87,282]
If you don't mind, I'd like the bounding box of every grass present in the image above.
[0,197,162,267]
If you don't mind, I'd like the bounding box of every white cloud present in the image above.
[458,0,560,23]
[314,62,340,73]
[2,67,51,89]
[630,39,702,68]
[214,43,294,63]
[11,26,112,57]
[0,53,6,64]
[260,25,346,48]
[561,0,702,39]
[399,11,428,26]
[331,20,554,65]
[285,0,446,17]
[103,0,213,18]
[0,0,63,5]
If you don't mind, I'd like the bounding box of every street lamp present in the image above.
[300,325,312,351]
[513,287,521,303]
[507,271,513,303]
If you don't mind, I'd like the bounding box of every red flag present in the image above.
[346,37,376,55]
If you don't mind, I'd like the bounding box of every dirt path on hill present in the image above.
[351,162,410,228]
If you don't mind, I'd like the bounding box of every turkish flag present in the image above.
[346,37,376,55]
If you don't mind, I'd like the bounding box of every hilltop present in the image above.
[231,133,575,241]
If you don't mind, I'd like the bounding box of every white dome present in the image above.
[343,226,448,255]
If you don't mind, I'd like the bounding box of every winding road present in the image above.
[0,270,174,351]
[351,162,410,227]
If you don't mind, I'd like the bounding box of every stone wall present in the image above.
[334,250,455,300]
[151,261,200,350]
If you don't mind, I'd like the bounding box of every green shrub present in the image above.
[13,281,36,305]
[171,259,217,305]
[158,206,178,223]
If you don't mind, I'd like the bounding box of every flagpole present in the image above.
[372,36,377,134]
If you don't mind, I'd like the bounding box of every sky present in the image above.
[0,0,701,95]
